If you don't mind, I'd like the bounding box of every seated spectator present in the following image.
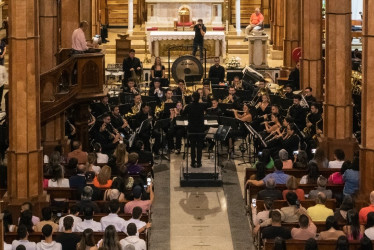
[103,188,125,203]
[69,163,86,191]
[334,195,354,225]
[87,152,101,175]
[58,205,82,232]
[108,143,128,176]
[364,212,374,240]
[19,210,35,233]
[304,238,318,250]
[120,223,146,250]
[36,224,62,250]
[251,199,273,227]
[299,162,320,185]
[279,149,292,169]
[93,143,109,164]
[329,148,345,168]
[343,209,363,240]
[343,156,359,196]
[56,216,81,250]
[130,140,154,166]
[19,202,40,226]
[124,206,151,235]
[328,160,350,185]
[34,207,59,232]
[257,177,283,201]
[76,186,100,213]
[11,224,37,250]
[359,191,374,225]
[65,157,78,177]
[3,242,11,250]
[318,216,346,240]
[67,140,88,164]
[336,235,349,250]
[261,211,291,240]
[125,152,143,175]
[293,150,308,169]
[47,164,69,188]
[307,192,334,221]
[273,236,286,250]
[249,162,266,181]
[76,228,98,250]
[246,159,290,187]
[100,199,126,232]
[85,171,103,201]
[76,206,102,232]
[93,165,113,189]
[125,184,154,214]
[309,147,329,168]
[98,225,122,249]
[282,176,305,201]
[360,236,373,250]
[291,213,317,240]
[308,176,332,199]
[255,149,274,169]
[3,210,16,232]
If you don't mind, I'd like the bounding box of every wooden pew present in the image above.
[45,187,81,200]
[255,199,337,212]
[244,183,344,205]
[77,213,149,223]
[263,239,366,250]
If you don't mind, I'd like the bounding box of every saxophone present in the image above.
[303,112,312,135]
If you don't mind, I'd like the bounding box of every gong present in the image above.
[171,55,203,83]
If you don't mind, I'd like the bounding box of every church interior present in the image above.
[0,0,374,249]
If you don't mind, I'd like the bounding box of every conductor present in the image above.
[192,19,206,62]
[183,92,205,168]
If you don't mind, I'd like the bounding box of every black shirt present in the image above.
[123,56,142,80]
[208,65,225,82]
[56,232,81,250]
[288,68,300,90]
[183,102,206,133]
[193,24,206,43]
[257,188,283,201]
[151,65,165,78]
[261,225,291,239]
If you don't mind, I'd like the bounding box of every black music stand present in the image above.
[153,118,171,162]
[172,95,182,103]
[227,71,244,82]
[243,122,267,163]
[212,88,228,100]
[185,74,201,91]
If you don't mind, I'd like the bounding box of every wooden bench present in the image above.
[46,187,81,200]
[263,239,367,250]
[77,213,149,223]
[255,199,337,212]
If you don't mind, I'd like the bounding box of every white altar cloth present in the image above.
[148,31,226,58]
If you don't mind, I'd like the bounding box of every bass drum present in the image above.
[171,55,203,83]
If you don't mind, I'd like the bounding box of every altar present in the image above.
[148,31,226,58]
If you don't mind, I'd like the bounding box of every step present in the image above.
[228,44,248,49]
[228,49,248,54]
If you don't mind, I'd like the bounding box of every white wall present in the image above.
[352,0,363,20]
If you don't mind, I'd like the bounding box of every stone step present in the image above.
[228,49,248,54]
[228,44,248,49]
[129,35,147,40]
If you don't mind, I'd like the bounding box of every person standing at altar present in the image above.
[122,49,142,87]
[192,19,206,62]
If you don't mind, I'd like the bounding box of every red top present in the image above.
[359,205,374,225]
[250,13,264,25]
[282,189,305,201]
[93,176,112,189]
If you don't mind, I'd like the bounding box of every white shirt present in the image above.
[328,160,344,168]
[91,165,101,175]
[36,241,62,250]
[100,213,126,232]
[4,243,11,250]
[58,214,82,232]
[299,175,308,184]
[96,153,109,164]
[12,240,37,250]
[365,227,374,240]
[123,218,146,236]
[76,219,103,232]
[71,28,88,51]
[48,178,70,188]
[119,236,146,250]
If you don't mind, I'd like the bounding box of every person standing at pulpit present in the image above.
[122,49,142,87]
[72,21,95,54]
[208,57,225,83]
[192,19,206,62]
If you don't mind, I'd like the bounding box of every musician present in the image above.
[197,88,204,103]
[264,113,281,134]
[304,102,322,139]
[122,49,142,86]
[110,106,133,138]
[223,87,241,109]
[91,113,121,155]
[183,92,206,168]
[281,123,300,157]
[287,94,307,130]
[164,89,174,103]
[202,82,213,103]
[149,78,164,102]
[288,61,300,90]
[233,104,253,123]
[123,78,139,94]
[166,106,185,154]
[284,84,295,99]
[206,99,222,116]
[263,104,280,121]
[228,103,252,156]
[132,94,142,115]
[232,76,243,90]
[151,57,165,80]
[255,94,271,118]
[208,57,225,83]
[175,79,185,96]
[303,87,317,103]
[93,95,111,118]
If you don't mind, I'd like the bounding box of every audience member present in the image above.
[257,178,283,201]
[261,211,291,240]
[293,150,308,169]
[299,162,320,184]
[343,209,363,240]
[93,165,113,189]
[125,153,143,175]
[308,176,332,199]
[282,176,305,201]
[58,205,82,232]
[307,192,334,221]
[98,225,122,250]
[125,184,154,214]
[76,186,100,213]
[108,143,128,176]
[120,223,146,250]
[252,199,273,227]
[360,236,373,250]
[364,212,374,240]
[359,191,374,225]
[47,164,69,188]
[3,210,16,232]
[309,147,328,168]
[279,149,292,169]
[69,163,87,191]
[334,195,354,225]
[77,228,98,250]
[34,207,59,232]
[19,202,40,226]
[329,149,345,168]
[273,236,286,250]
[76,206,102,232]
[328,160,350,185]
[87,153,101,175]
[11,224,37,250]
[67,141,88,164]
[19,210,35,233]
[249,162,266,181]
[94,143,109,164]
[318,216,345,240]
[291,213,317,240]
[65,157,78,176]
[100,199,126,232]
[336,235,349,250]
[304,238,318,250]
[36,224,62,250]
[246,159,290,187]
[85,171,104,201]
[56,216,81,250]
[343,156,359,196]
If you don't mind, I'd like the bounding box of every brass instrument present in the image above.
[303,112,312,135]
[249,87,269,106]
[275,85,286,98]
[155,102,165,118]
[221,95,232,103]
[312,118,323,140]
[124,104,140,118]
[351,70,362,95]
[300,90,310,108]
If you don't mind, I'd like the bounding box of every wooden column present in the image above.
[359,0,374,198]
[7,0,46,202]
[283,0,300,68]
[41,113,66,159]
[300,0,323,100]
[273,0,284,50]
[320,0,357,160]
[73,103,91,151]
[60,0,80,48]
[270,0,275,44]
[80,0,93,39]
[40,0,58,73]
[261,0,270,26]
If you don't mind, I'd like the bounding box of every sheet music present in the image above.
[176,120,188,126]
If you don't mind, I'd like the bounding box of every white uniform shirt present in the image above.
[75,219,102,232]
[123,218,146,236]
[58,214,82,232]
[12,240,37,250]
[100,213,127,232]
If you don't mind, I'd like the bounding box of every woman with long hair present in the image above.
[108,143,128,175]
[93,165,113,188]
[2,210,16,233]
[282,176,305,201]
[87,152,101,175]
[300,162,320,184]
[343,209,364,240]
[103,177,126,202]
[99,225,122,250]
[249,162,266,181]
[151,56,165,79]
[310,147,328,168]
[233,103,253,123]
[77,228,98,250]
[336,235,349,250]
[48,164,69,188]
[19,210,34,233]
[264,113,281,134]
[293,150,308,169]
[328,160,351,185]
